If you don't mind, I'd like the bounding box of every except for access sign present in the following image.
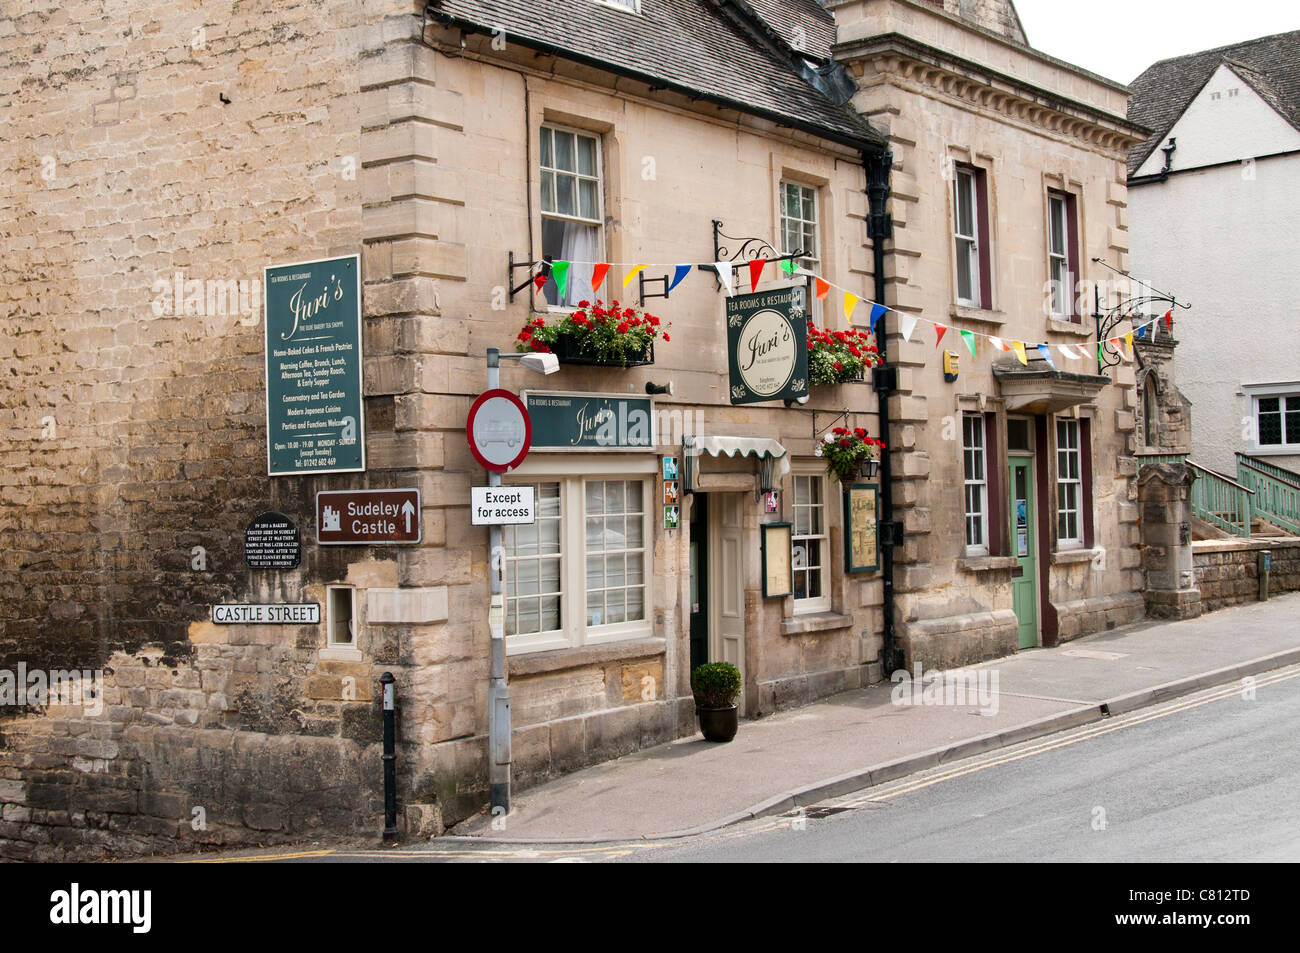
[317,488,421,545]
[471,485,536,525]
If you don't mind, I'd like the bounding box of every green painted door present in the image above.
[1010,459,1038,649]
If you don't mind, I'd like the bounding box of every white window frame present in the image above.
[1047,192,1072,319]
[322,585,362,661]
[780,180,822,328]
[1056,418,1083,546]
[503,460,654,655]
[539,124,605,310]
[791,469,831,614]
[954,167,981,307]
[1250,390,1300,453]
[963,413,989,555]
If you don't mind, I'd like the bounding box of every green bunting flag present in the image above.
[779,259,796,276]
[960,330,976,357]
[551,260,570,299]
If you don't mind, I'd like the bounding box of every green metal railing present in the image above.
[1237,453,1300,535]
[1137,453,1253,537]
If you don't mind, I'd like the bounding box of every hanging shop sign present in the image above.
[264,254,365,476]
[524,391,655,450]
[244,511,301,570]
[316,488,421,545]
[726,287,808,405]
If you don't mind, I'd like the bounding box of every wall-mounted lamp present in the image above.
[863,457,880,480]
[783,393,810,408]
[645,381,673,396]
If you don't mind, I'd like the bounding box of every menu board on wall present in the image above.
[844,483,880,574]
[264,254,365,476]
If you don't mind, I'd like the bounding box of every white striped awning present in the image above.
[681,436,790,492]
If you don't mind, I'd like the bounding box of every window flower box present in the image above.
[808,323,882,386]
[516,300,669,369]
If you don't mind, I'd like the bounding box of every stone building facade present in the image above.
[3,0,1155,858]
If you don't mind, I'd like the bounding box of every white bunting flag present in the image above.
[1076,344,1093,360]
[900,315,917,342]
[714,262,733,296]
[1058,344,1080,361]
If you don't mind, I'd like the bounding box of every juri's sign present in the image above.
[525,392,655,450]
[264,254,365,476]
[726,287,808,405]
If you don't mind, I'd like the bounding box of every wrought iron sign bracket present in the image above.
[508,252,549,302]
[1090,258,1190,378]
[711,219,804,292]
[813,410,852,441]
[638,270,669,306]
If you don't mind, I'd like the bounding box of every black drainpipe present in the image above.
[864,147,904,675]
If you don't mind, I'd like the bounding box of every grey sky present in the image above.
[1013,0,1299,85]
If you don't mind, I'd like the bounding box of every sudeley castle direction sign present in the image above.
[264,255,365,476]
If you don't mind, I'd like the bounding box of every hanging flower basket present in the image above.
[808,323,882,386]
[516,300,669,368]
[816,427,885,482]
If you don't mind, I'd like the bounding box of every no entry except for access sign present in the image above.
[317,488,421,545]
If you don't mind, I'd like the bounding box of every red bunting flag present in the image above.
[748,258,766,293]
[533,273,547,293]
[934,323,947,347]
[815,277,830,300]
[591,263,610,294]
[1164,309,1173,330]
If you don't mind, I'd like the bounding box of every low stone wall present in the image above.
[1193,540,1300,613]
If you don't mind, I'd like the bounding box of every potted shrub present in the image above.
[691,661,742,743]
[807,322,882,386]
[516,299,670,367]
[816,426,885,482]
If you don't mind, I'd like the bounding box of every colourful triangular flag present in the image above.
[1135,323,1147,340]
[869,303,887,334]
[532,272,547,294]
[1012,341,1028,365]
[591,263,610,294]
[1078,344,1093,361]
[1037,344,1056,369]
[900,315,917,342]
[779,258,796,276]
[844,292,859,323]
[1164,309,1173,330]
[624,264,646,288]
[934,323,947,347]
[748,258,766,292]
[1124,331,1134,356]
[668,264,691,293]
[551,261,570,299]
[714,262,733,296]
[814,277,830,300]
[989,336,1006,352]
[960,330,976,357]
[1058,344,1079,362]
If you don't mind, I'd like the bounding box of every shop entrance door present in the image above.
[1009,458,1039,649]
[688,494,708,673]
[708,492,746,713]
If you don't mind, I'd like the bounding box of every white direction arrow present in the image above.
[401,499,415,533]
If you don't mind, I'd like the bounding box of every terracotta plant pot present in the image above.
[696,704,739,743]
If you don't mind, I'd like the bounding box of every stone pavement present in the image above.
[446,592,1300,843]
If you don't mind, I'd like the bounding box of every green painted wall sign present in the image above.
[264,255,365,476]
[525,391,655,450]
[726,287,808,405]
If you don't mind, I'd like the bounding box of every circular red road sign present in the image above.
[466,388,532,473]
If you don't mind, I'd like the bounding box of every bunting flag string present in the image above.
[527,255,1176,366]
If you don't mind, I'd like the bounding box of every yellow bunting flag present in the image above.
[1125,331,1134,356]
[623,264,646,288]
[844,292,859,324]
[1012,341,1028,366]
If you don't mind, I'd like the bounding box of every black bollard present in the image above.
[380,672,399,844]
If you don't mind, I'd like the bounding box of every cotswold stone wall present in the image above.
[0,0,424,860]
[1193,541,1300,613]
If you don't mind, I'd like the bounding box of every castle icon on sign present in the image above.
[322,505,341,532]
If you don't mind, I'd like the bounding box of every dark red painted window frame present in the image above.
[1048,189,1081,323]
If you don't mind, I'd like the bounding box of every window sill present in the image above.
[1051,548,1096,565]
[320,646,363,661]
[507,636,666,677]
[780,611,855,636]
[957,555,1018,573]
[950,304,1005,327]
[1247,445,1300,457]
[1048,318,1092,337]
